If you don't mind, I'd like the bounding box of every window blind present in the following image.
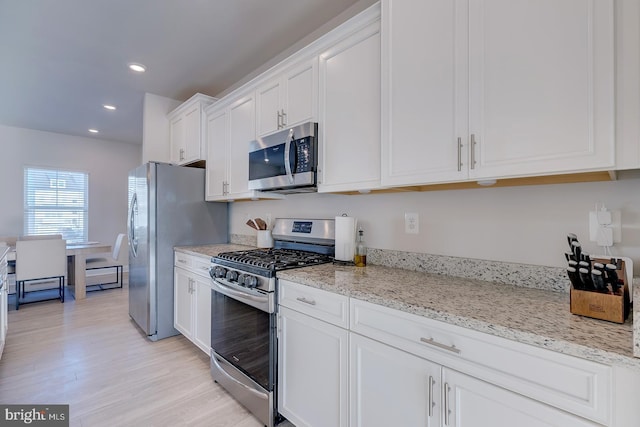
[24,167,88,243]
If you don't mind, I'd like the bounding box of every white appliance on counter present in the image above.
[128,162,228,341]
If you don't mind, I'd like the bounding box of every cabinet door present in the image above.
[283,58,317,129]
[468,0,614,179]
[170,115,185,165]
[350,332,441,427]
[227,94,256,198]
[381,0,468,186]
[182,104,202,164]
[173,268,193,337]
[318,21,381,193]
[256,78,282,137]
[193,276,212,354]
[443,368,599,427]
[205,108,228,200]
[278,306,349,427]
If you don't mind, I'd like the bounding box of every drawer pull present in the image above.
[296,297,316,306]
[178,259,188,264]
[420,337,461,354]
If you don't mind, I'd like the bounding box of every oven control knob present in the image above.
[225,270,239,282]
[214,266,227,279]
[243,275,258,288]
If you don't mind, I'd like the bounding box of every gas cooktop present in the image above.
[214,248,333,272]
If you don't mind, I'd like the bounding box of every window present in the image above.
[24,167,89,243]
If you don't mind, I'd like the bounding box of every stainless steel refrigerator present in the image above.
[127,162,228,341]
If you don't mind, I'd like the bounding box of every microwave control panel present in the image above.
[294,137,314,173]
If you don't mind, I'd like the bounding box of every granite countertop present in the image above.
[174,243,254,259]
[176,243,638,369]
[278,263,639,370]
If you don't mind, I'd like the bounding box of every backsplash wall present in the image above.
[228,172,640,276]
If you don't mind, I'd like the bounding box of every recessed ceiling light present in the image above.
[128,63,146,73]
[103,104,116,111]
[88,129,99,134]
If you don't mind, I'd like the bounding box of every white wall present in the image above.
[0,124,141,245]
[229,172,640,274]
[143,93,180,164]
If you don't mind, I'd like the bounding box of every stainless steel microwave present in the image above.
[248,122,318,193]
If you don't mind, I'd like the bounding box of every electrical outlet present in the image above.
[405,212,419,234]
[589,210,621,244]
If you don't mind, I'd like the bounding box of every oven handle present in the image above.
[211,278,273,313]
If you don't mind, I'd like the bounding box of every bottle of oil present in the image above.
[354,228,367,267]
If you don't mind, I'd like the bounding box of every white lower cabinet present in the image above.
[350,333,598,427]
[173,252,212,354]
[276,281,619,426]
[350,332,441,427]
[443,368,598,427]
[277,280,349,427]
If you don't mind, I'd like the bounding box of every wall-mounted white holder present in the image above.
[588,209,621,246]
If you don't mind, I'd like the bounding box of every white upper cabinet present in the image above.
[468,0,615,180]
[382,0,615,187]
[318,14,382,193]
[615,0,640,170]
[205,92,256,201]
[168,93,217,166]
[256,58,318,137]
[382,0,467,186]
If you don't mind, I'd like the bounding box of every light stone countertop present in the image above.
[175,243,638,369]
[278,263,639,370]
[174,244,254,260]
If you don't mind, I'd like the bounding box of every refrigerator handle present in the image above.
[128,193,138,257]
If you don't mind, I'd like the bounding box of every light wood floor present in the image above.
[0,282,268,427]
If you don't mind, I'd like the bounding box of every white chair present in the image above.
[85,233,127,290]
[15,238,67,310]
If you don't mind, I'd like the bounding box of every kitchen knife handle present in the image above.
[567,267,582,290]
[579,267,594,291]
[591,270,607,293]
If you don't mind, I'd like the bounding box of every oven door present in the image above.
[210,278,276,392]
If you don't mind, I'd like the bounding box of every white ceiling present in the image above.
[0,0,366,144]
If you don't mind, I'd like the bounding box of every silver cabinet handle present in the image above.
[277,110,282,129]
[281,109,286,127]
[470,134,477,169]
[428,375,435,417]
[457,137,462,172]
[178,259,187,264]
[420,337,461,354]
[444,382,451,425]
[296,296,316,306]
[179,148,185,161]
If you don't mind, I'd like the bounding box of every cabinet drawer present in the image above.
[350,299,611,425]
[174,251,212,278]
[191,257,212,278]
[278,280,348,328]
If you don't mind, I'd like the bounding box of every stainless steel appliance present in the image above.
[128,162,228,341]
[209,218,335,427]
[248,122,318,193]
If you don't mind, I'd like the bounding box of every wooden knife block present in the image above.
[569,258,630,324]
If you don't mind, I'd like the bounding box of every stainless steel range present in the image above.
[209,218,335,427]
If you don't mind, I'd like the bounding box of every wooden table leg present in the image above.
[74,254,87,300]
[66,254,87,300]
